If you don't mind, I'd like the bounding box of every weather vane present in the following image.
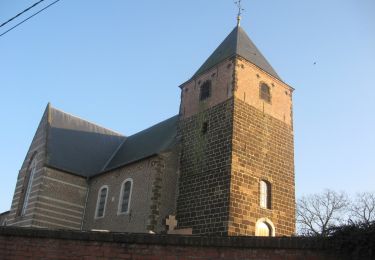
[234,0,245,26]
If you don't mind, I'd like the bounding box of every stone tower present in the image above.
[176,25,295,236]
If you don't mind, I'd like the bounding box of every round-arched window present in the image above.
[255,218,275,237]
[118,178,133,214]
[257,222,271,236]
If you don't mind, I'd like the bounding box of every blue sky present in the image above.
[0,0,374,213]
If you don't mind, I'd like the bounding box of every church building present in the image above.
[5,21,295,236]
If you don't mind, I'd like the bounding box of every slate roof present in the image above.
[45,105,178,178]
[103,115,179,172]
[193,26,281,81]
[46,106,126,177]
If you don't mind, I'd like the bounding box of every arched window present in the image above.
[255,218,275,237]
[257,222,271,236]
[260,83,271,103]
[260,180,271,209]
[118,179,133,214]
[19,158,37,216]
[95,186,108,218]
[200,80,211,101]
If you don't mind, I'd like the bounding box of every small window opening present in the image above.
[260,180,272,209]
[200,80,211,101]
[260,83,271,103]
[202,122,208,135]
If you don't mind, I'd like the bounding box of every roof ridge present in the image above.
[124,115,179,139]
[100,137,127,172]
[50,105,125,137]
[101,115,179,174]
[235,26,240,54]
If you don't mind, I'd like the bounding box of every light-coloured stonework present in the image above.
[180,59,234,119]
[235,57,294,127]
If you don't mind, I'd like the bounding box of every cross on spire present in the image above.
[234,0,244,26]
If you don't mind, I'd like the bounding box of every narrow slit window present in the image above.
[118,179,133,214]
[260,83,271,103]
[200,80,211,101]
[202,122,208,135]
[95,186,108,218]
[260,180,271,209]
[19,158,37,216]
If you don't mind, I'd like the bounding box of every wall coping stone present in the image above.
[0,226,330,250]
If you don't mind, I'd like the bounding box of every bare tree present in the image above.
[350,192,375,225]
[296,189,349,236]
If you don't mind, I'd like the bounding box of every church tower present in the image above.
[176,24,295,236]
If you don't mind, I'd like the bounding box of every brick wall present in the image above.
[7,106,49,227]
[234,57,293,126]
[180,58,234,119]
[0,227,343,260]
[0,212,9,226]
[31,168,87,230]
[6,105,89,230]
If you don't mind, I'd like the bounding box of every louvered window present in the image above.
[260,83,271,103]
[200,80,211,101]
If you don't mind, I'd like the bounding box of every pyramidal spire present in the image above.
[192,26,281,81]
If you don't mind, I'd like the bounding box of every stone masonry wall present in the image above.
[176,99,234,236]
[228,56,295,236]
[84,158,157,233]
[0,227,344,260]
[150,147,180,233]
[229,98,295,236]
[84,152,179,234]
